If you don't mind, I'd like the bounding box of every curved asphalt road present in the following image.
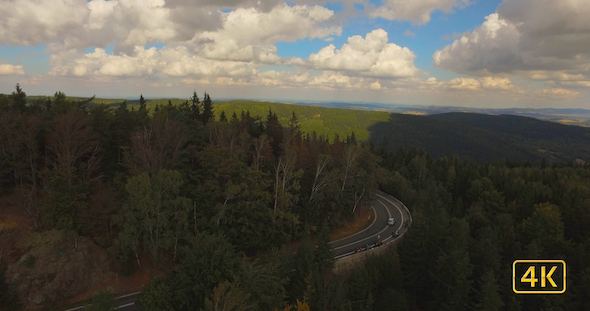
[64,191,409,311]
[330,190,409,259]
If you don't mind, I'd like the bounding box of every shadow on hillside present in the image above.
[366,112,590,163]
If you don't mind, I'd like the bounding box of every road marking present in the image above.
[117,291,141,299]
[332,197,391,250]
[117,302,135,309]
[376,192,410,223]
[376,192,404,230]
[330,205,378,244]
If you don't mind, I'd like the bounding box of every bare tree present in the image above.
[272,149,301,219]
[340,145,360,197]
[309,154,330,203]
[0,113,43,228]
[127,117,185,175]
[47,111,100,182]
[252,134,271,170]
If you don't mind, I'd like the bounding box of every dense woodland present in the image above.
[1,84,589,310]
[369,112,590,163]
[0,85,377,310]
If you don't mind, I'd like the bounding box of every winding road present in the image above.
[64,191,409,311]
[330,190,410,258]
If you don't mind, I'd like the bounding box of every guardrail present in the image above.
[333,192,411,273]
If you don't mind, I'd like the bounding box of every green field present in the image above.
[213,100,389,141]
[25,95,389,141]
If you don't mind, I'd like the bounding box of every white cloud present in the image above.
[197,4,340,63]
[0,0,226,50]
[37,2,342,82]
[370,0,470,24]
[479,76,513,90]
[423,76,515,92]
[308,29,418,78]
[447,77,480,90]
[49,45,258,78]
[434,1,590,83]
[49,46,160,77]
[538,88,580,99]
[160,46,257,77]
[0,64,26,75]
[0,0,89,46]
[433,13,521,75]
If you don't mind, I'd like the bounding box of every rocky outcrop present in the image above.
[4,229,113,308]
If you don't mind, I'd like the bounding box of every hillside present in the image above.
[213,100,390,141]
[21,96,590,163]
[369,112,590,163]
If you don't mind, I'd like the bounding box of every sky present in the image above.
[1,0,590,109]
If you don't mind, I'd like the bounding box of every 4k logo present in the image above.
[513,260,566,294]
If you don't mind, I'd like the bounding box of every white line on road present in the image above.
[330,205,378,244]
[117,302,135,309]
[117,291,141,299]
[333,198,392,250]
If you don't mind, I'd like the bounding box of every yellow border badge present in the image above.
[513,260,566,294]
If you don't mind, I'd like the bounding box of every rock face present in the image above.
[4,229,114,308]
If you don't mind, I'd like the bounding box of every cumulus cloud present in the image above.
[0,64,26,75]
[179,67,387,91]
[434,0,590,83]
[0,0,269,50]
[425,76,515,91]
[49,45,257,78]
[197,4,340,63]
[0,0,89,46]
[308,29,418,78]
[433,13,521,75]
[446,77,480,91]
[538,88,580,99]
[370,0,470,24]
[479,76,513,90]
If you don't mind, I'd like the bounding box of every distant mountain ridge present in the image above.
[20,95,590,162]
[369,112,590,163]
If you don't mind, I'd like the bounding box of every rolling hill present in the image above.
[369,112,590,163]
[212,101,590,163]
[213,100,390,142]
[22,96,590,163]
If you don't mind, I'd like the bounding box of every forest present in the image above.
[0,85,377,310]
[1,84,589,310]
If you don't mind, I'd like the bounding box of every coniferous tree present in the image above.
[191,91,201,118]
[139,94,147,111]
[219,110,228,123]
[11,83,27,112]
[137,94,148,125]
[202,92,214,125]
[266,109,284,158]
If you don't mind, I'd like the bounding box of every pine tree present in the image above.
[190,91,201,118]
[266,109,284,158]
[11,83,27,111]
[139,94,147,112]
[202,92,214,125]
[137,94,149,125]
[219,110,228,123]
